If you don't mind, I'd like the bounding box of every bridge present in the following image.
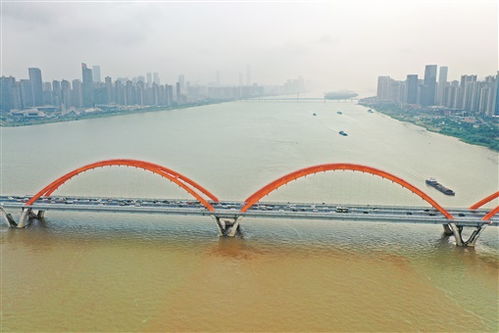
[1,159,497,247]
[241,97,356,103]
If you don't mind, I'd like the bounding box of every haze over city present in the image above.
[3,0,497,94]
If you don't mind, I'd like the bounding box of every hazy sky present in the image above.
[2,0,497,94]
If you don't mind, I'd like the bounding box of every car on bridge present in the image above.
[335,207,349,213]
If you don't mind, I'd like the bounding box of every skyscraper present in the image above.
[153,72,160,85]
[92,65,101,83]
[20,79,33,108]
[421,65,437,106]
[376,76,392,100]
[81,63,94,107]
[405,74,418,104]
[71,79,83,107]
[28,67,43,106]
[52,80,61,107]
[61,80,71,110]
[105,76,113,103]
[437,66,448,105]
[0,76,17,112]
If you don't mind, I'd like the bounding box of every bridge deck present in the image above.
[1,195,496,227]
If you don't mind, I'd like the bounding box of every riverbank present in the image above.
[0,99,230,127]
[359,98,499,151]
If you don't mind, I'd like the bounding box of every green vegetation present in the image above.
[359,100,499,151]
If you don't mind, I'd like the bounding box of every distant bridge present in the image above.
[1,159,497,247]
[241,97,357,102]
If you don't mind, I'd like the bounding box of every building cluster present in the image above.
[376,65,498,116]
[0,64,305,115]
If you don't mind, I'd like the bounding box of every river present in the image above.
[1,99,498,331]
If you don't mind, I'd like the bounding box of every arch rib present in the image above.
[482,206,498,222]
[469,191,499,210]
[241,163,453,219]
[25,159,216,212]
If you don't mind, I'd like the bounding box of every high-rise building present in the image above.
[52,80,61,107]
[444,80,460,108]
[92,65,101,83]
[178,75,185,97]
[146,73,152,87]
[71,79,83,107]
[376,76,392,100]
[421,65,437,106]
[437,66,448,105]
[20,79,33,108]
[61,80,71,110]
[43,82,53,105]
[153,72,160,85]
[176,82,181,103]
[462,75,477,111]
[105,76,113,103]
[81,63,94,107]
[28,67,43,106]
[405,74,418,104]
[0,76,17,112]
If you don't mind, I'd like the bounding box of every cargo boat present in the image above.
[425,178,455,196]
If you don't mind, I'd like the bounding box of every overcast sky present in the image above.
[1,0,497,94]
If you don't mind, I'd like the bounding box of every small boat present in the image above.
[367,109,374,113]
[339,130,348,136]
[313,113,317,116]
[337,111,343,115]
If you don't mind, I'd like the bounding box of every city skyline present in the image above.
[0,63,306,115]
[376,64,498,116]
[3,0,497,93]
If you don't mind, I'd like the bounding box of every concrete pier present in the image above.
[17,208,32,228]
[448,222,486,247]
[442,224,454,236]
[0,207,17,227]
[214,216,241,237]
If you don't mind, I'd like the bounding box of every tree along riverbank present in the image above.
[359,99,499,152]
[0,99,230,127]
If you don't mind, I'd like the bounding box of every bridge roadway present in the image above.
[1,195,496,227]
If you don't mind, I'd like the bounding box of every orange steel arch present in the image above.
[41,160,219,202]
[25,159,217,212]
[482,206,498,221]
[241,163,454,219]
[469,191,499,210]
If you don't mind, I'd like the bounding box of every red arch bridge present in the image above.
[1,159,497,247]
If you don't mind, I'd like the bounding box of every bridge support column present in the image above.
[17,208,32,228]
[442,224,453,236]
[214,216,241,237]
[448,223,486,247]
[0,207,17,227]
[36,210,45,220]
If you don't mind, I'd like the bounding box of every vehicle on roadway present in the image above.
[335,206,349,213]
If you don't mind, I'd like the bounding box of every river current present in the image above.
[1,99,498,331]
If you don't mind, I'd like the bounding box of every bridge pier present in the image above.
[214,216,241,237]
[37,210,45,220]
[17,208,32,228]
[442,224,454,236]
[5,208,46,229]
[447,223,486,247]
[0,207,17,227]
